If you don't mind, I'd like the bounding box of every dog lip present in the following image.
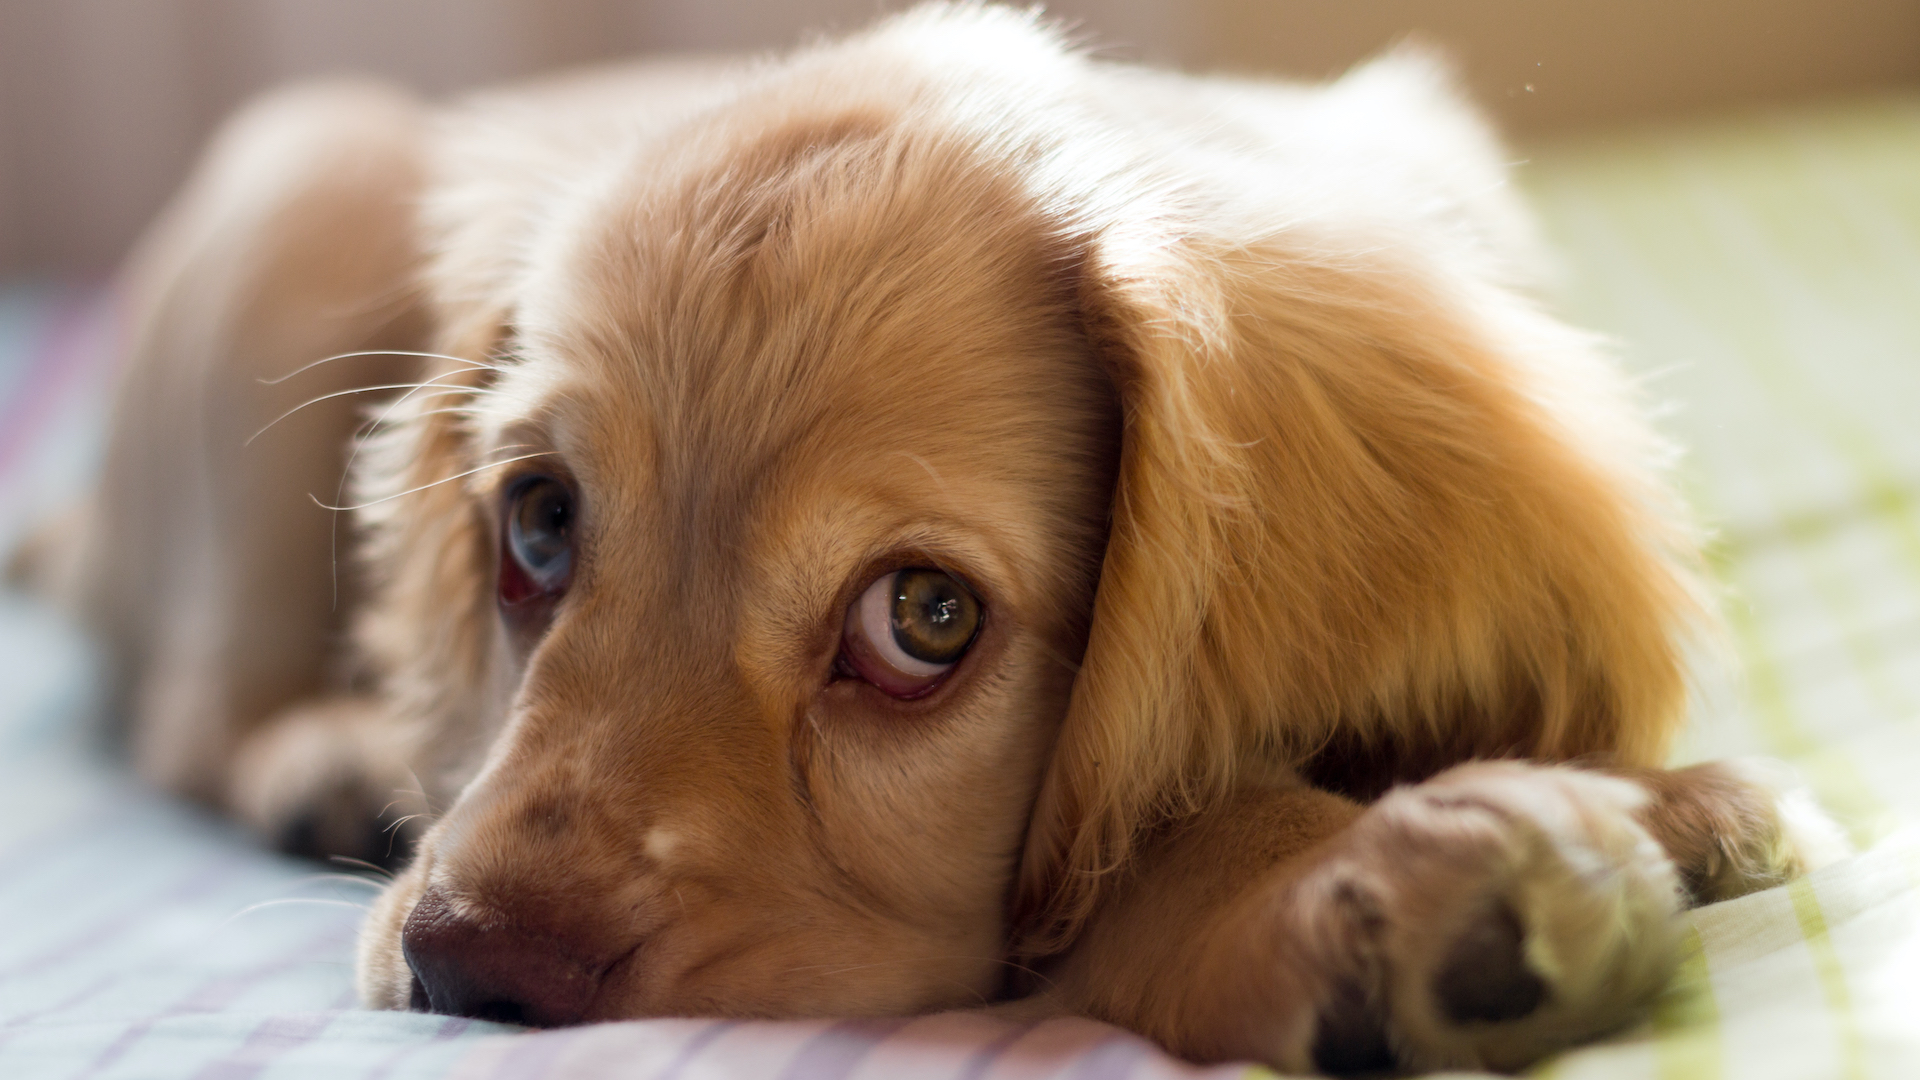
[580,938,648,1021]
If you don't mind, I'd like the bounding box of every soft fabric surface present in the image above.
[4,96,1920,1079]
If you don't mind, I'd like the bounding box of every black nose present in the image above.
[401,889,604,1026]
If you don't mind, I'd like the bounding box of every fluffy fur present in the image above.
[11,5,1839,1073]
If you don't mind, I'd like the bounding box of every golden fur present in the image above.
[10,5,1841,1073]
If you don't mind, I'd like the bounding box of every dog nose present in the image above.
[401,889,604,1026]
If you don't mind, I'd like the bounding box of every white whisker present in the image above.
[384,813,426,834]
[399,406,489,422]
[279,871,390,891]
[258,349,504,387]
[249,377,502,447]
[328,855,399,881]
[313,451,556,512]
[324,366,503,605]
[219,897,369,928]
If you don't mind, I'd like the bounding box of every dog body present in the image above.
[16,5,1841,1073]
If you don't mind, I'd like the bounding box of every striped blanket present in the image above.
[5,95,1920,1079]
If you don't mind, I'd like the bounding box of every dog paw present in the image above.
[1615,758,1851,907]
[229,696,427,870]
[1298,762,1686,1074]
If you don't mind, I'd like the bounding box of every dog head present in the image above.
[354,6,1701,1024]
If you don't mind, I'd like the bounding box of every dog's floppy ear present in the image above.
[1013,213,1707,956]
[346,105,564,784]
[347,305,506,782]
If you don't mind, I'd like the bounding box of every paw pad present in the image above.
[1432,899,1547,1024]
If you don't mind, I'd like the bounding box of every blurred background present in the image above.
[2,0,1918,279]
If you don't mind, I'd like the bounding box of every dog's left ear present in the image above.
[1013,207,1708,957]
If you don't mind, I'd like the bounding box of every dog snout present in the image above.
[400,888,610,1027]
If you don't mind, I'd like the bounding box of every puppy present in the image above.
[10,4,1841,1074]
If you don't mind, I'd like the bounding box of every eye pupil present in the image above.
[507,476,575,589]
[888,569,980,665]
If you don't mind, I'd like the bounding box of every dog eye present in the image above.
[501,475,574,603]
[839,568,982,698]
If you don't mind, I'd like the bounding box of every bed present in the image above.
[3,95,1918,1079]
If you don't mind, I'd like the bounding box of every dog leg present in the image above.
[1050,762,1710,1075]
[1035,781,1372,1070]
[71,81,428,820]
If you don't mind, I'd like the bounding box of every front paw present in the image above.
[228,696,427,870]
[1626,758,1851,906]
[1298,763,1685,1074]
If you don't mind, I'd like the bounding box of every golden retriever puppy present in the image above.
[10,4,1844,1074]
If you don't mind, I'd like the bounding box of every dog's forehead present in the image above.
[511,107,1091,491]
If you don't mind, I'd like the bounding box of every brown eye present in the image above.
[840,568,983,698]
[887,568,980,663]
[500,475,574,604]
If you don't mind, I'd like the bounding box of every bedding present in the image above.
[3,94,1920,1079]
